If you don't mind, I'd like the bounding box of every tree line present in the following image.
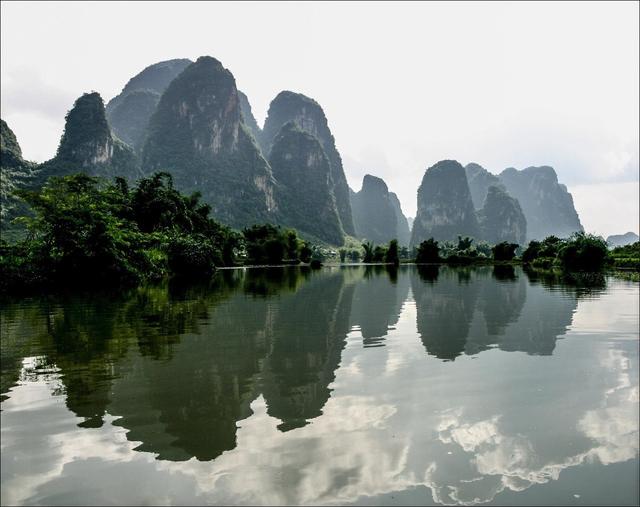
[1,172,636,294]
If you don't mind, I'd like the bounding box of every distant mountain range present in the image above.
[606,232,639,247]
[1,56,587,246]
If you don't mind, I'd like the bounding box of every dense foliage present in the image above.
[385,239,400,266]
[522,233,609,271]
[608,242,640,270]
[0,173,240,291]
[242,224,306,265]
[1,119,37,241]
[492,242,519,261]
[415,239,441,263]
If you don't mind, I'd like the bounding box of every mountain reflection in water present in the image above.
[1,266,637,506]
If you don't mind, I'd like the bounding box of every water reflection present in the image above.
[411,266,583,359]
[350,266,410,347]
[261,269,355,431]
[0,266,637,506]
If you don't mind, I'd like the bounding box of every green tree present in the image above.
[385,239,399,266]
[299,242,312,263]
[522,240,541,263]
[285,229,300,261]
[348,249,361,262]
[373,245,387,262]
[557,232,608,271]
[457,236,474,251]
[415,238,440,263]
[492,242,519,261]
[362,241,374,263]
[242,224,291,264]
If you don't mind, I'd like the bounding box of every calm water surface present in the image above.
[1,266,638,506]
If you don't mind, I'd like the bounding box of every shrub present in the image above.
[299,242,312,263]
[362,241,374,263]
[348,249,361,262]
[167,234,219,277]
[373,245,387,262]
[415,238,440,263]
[492,242,519,261]
[557,232,608,271]
[385,239,400,265]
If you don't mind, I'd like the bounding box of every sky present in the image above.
[1,1,638,237]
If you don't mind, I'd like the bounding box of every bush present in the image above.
[522,240,540,263]
[362,241,374,263]
[385,239,400,265]
[167,234,219,277]
[348,249,361,263]
[557,232,608,271]
[611,257,640,270]
[373,245,387,262]
[299,242,312,263]
[523,233,609,272]
[531,257,554,269]
[242,224,302,265]
[492,242,519,261]
[415,238,440,263]
[0,172,246,292]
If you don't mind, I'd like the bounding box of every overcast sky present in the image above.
[2,1,638,236]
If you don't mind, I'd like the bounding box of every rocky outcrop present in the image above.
[465,162,504,210]
[262,91,355,235]
[106,59,191,151]
[351,175,396,244]
[410,160,480,246]
[1,119,27,170]
[351,174,410,245]
[238,91,263,149]
[499,166,583,240]
[36,92,140,184]
[269,122,344,245]
[142,56,277,228]
[1,119,36,238]
[477,185,527,245]
[607,232,639,247]
[389,192,411,246]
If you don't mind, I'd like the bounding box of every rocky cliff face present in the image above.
[410,160,480,246]
[141,56,277,228]
[607,232,639,247]
[499,166,583,240]
[106,59,192,151]
[350,174,410,245]
[1,119,36,238]
[238,91,263,150]
[36,92,140,184]
[262,91,355,235]
[1,119,26,170]
[389,192,411,246]
[351,175,396,244]
[477,185,527,245]
[465,162,504,210]
[269,122,344,245]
